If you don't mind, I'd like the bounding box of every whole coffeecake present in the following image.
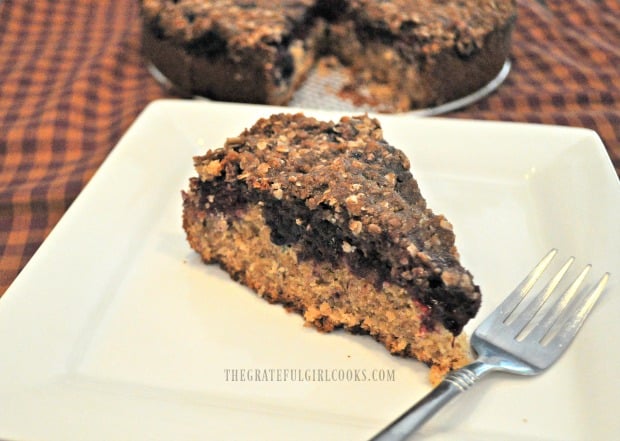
[182,113,481,381]
[140,0,517,111]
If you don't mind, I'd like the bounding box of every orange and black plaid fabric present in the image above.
[0,0,619,296]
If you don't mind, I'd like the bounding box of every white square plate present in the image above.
[1,100,618,440]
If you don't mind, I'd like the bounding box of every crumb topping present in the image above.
[141,0,314,47]
[351,0,517,55]
[196,113,429,240]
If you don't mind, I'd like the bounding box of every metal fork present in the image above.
[371,249,610,440]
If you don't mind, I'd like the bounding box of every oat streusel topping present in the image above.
[141,0,314,46]
[196,113,426,239]
[351,0,517,55]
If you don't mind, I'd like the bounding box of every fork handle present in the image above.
[369,361,491,440]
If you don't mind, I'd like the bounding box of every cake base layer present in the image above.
[183,202,472,383]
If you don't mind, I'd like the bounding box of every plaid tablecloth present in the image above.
[1,0,619,296]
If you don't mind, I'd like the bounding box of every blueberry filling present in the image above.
[195,176,479,335]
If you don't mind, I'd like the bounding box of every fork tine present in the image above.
[525,264,591,344]
[494,249,558,322]
[511,257,574,338]
[543,272,609,348]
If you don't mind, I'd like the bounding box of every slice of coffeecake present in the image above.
[182,113,481,381]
